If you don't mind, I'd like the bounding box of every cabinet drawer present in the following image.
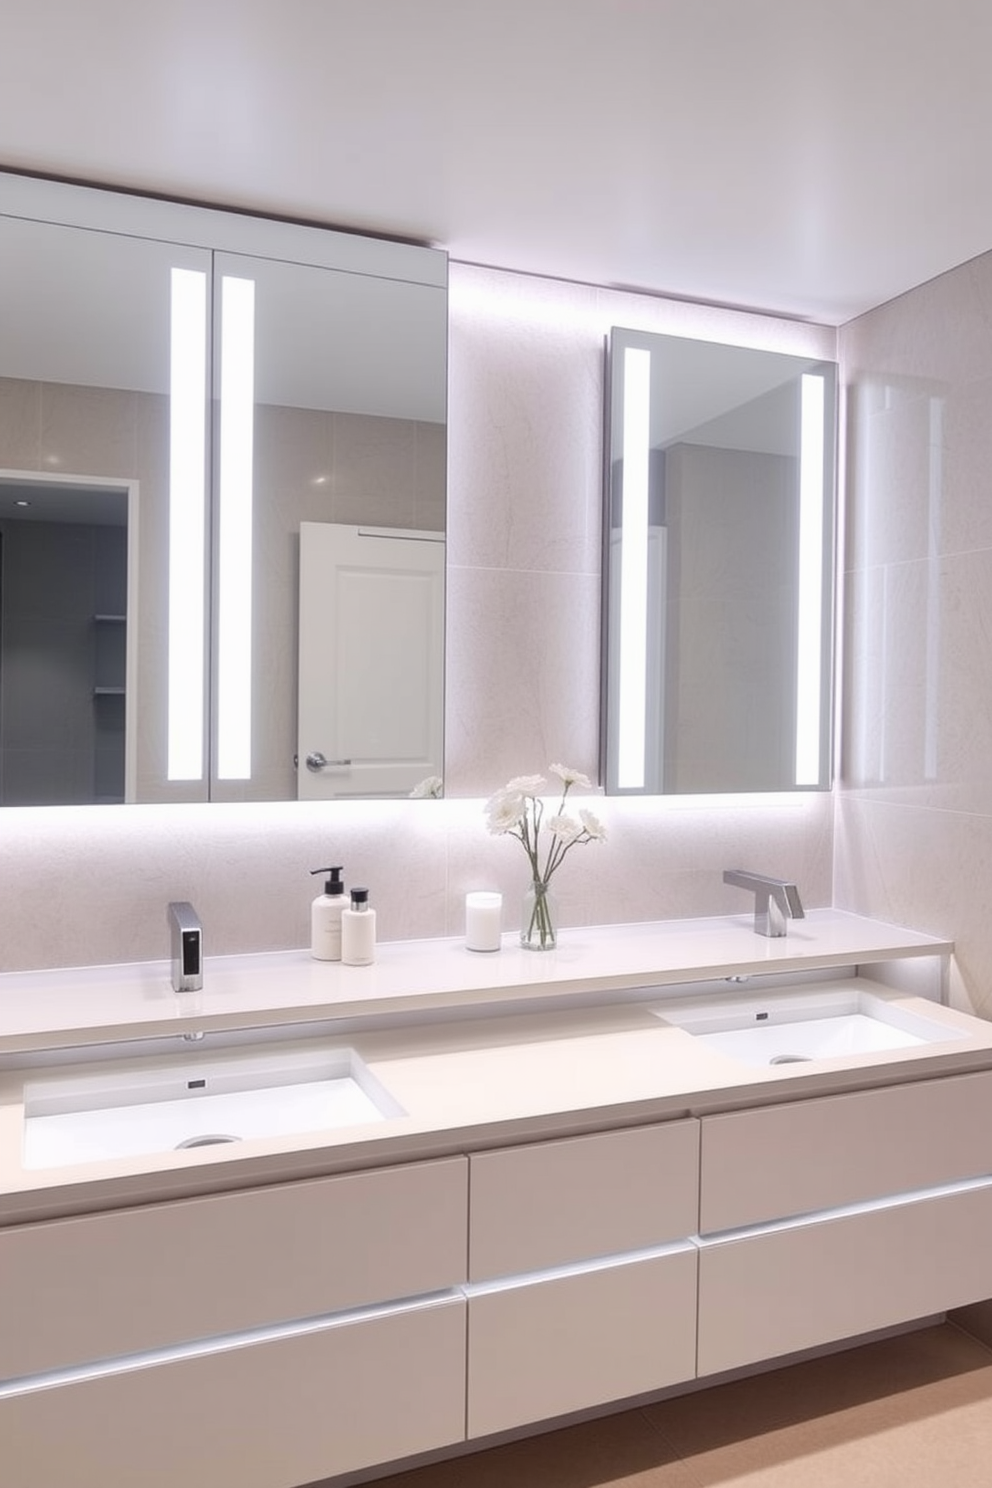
[469,1120,699,1280]
[700,1070,992,1233]
[467,1246,697,1437]
[0,1154,467,1381]
[697,1180,992,1376]
[0,1293,466,1488]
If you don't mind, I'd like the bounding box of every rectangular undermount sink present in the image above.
[653,984,965,1069]
[22,1044,404,1169]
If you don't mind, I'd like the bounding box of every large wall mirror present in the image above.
[0,172,446,806]
[603,328,836,795]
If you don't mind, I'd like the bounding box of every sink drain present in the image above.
[175,1134,241,1149]
[769,1054,812,1065]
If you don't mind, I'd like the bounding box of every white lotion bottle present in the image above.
[341,886,376,966]
[310,866,346,961]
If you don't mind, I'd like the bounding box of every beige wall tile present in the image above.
[839,244,992,1005]
[0,376,41,468]
[40,382,138,477]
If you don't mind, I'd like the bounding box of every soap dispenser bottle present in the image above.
[341,886,376,966]
[310,866,346,961]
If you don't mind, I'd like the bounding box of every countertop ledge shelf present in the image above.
[0,909,952,1054]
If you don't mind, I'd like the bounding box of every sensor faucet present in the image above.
[168,901,203,992]
[723,869,805,938]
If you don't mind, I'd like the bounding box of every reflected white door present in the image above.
[297,523,444,799]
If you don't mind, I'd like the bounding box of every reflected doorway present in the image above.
[0,474,134,805]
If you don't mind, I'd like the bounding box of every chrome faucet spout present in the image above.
[723,869,805,938]
[168,900,203,992]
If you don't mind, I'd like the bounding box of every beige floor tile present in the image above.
[641,1324,992,1487]
[365,1409,700,1488]
[339,1326,992,1488]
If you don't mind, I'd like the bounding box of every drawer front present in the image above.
[0,1294,466,1488]
[467,1247,697,1438]
[697,1180,992,1376]
[469,1120,699,1281]
[0,1154,467,1381]
[700,1070,992,1233]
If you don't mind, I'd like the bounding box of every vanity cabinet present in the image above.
[0,1153,467,1379]
[465,1121,700,1436]
[0,914,980,1486]
[697,1183,992,1376]
[2,1295,466,1488]
[0,1156,469,1488]
[698,1068,992,1233]
[696,1072,992,1375]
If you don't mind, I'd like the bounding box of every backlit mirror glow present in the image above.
[617,345,651,790]
[167,267,208,782]
[216,275,256,781]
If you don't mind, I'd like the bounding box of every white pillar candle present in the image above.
[465,891,503,952]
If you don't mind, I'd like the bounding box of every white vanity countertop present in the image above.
[0,909,978,1224]
[0,908,953,1053]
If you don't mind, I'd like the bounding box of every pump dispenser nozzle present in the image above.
[310,866,344,896]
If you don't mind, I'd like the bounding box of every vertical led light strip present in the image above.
[617,346,651,789]
[216,275,256,779]
[167,268,208,781]
[795,372,826,785]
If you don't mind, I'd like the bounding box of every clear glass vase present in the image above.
[521,879,557,951]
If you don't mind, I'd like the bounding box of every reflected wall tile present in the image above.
[443,564,600,797]
[332,411,418,528]
[254,403,331,511]
[135,389,169,476]
[414,420,446,532]
[40,382,137,477]
[0,376,41,468]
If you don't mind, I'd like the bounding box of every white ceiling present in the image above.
[2,0,992,326]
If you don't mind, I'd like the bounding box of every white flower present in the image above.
[506,774,546,796]
[409,775,443,799]
[483,765,607,901]
[547,813,582,845]
[549,763,592,789]
[484,788,526,834]
[579,807,607,841]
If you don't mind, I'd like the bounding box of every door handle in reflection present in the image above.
[304,751,352,772]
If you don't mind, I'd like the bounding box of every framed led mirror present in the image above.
[603,328,836,795]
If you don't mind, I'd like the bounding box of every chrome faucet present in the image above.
[723,869,805,938]
[168,901,203,992]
